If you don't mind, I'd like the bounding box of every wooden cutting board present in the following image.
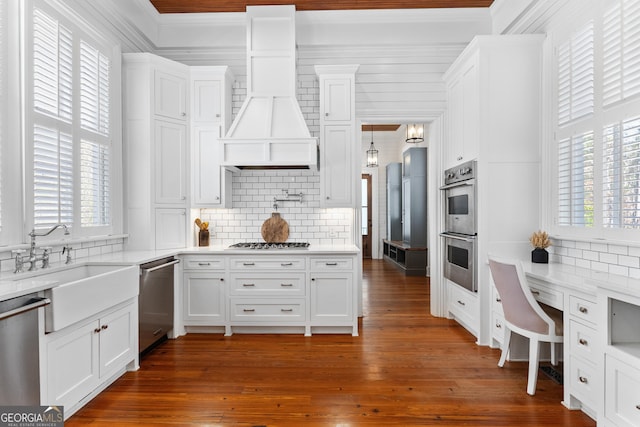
[261,212,289,243]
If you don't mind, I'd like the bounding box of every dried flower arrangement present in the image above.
[529,230,551,249]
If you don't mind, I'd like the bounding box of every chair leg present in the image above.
[527,338,540,396]
[498,327,511,368]
[550,342,558,366]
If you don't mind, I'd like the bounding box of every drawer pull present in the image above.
[578,306,588,314]
[101,324,109,330]
[281,283,293,287]
[281,262,293,266]
[495,323,502,328]
[531,290,540,296]
[242,283,255,287]
[243,308,255,312]
[94,328,101,334]
[243,262,255,266]
[496,297,501,302]
[636,405,640,410]
[578,338,588,346]
[457,300,466,306]
[578,376,588,384]
[281,308,293,312]
[326,262,338,266]
[198,262,211,266]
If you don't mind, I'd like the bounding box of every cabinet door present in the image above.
[155,208,186,249]
[154,120,187,204]
[154,70,187,121]
[310,274,352,323]
[460,62,479,162]
[99,303,136,379]
[446,77,464,167]
[402,179,411,243]
[192,125,231,207]
[321,125,353,207]
[322,78,351,122]
[192,79,222,123]
[183,273,226,324]
[605,354,640,427]
[46,321,100,408]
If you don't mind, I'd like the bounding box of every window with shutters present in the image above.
[553,0,640,239]
[28,4,114,235]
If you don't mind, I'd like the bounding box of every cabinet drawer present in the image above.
[310,257,353,271]
[448,281,479,333]
[569,295,597,325]
[492,311,506,343]
[569,356,597,408]
[569,320,597,361]
[229,273,305,296]
[183,256,225,270]
[229,298,305,322]
[229,258,305,270]
[491,285,504,316]
[528,279,563,310]
[605,353,640,427]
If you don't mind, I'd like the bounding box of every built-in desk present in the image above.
[491,262,640,425]
[382,240,427,276]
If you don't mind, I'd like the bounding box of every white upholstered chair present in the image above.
[488,255,563,395]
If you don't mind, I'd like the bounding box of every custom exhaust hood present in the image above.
[220,5,318,170]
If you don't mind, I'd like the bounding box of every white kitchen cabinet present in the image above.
[190,67,234,208]
[441,35,544,346]
[45,300,136,416]
[154,120,187,205]
[309,257,357,335]
[182,255,227,332]
[155,208,187,250]
[316,65,359,208]
[320,125,353,207]
[446,279,479,337]
[604,354,640,427]
[123,53,190,250]
[154,69,188,121]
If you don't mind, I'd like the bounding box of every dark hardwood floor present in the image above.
[67,259,596,426]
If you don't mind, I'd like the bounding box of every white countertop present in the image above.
[522,261,640,298]
[0,244,360,302]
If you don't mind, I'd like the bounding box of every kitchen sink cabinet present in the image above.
[123,52,190,250]
[44,299,137,418]
[316,65,359,208]
[190,67,234,208]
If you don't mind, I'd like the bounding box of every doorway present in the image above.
[361,174,372,259]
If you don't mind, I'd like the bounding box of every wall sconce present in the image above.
[366,125,378,167]
[406,123,424,143]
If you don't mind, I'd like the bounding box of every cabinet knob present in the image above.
[495,323,502,328]
[94,328,101,334]
[457,156,463,161]
[216,196,220,200]
[215,113,220,118]
[578,376,588,384]
[325,112,329,117]
[181,112,186,117]
[636,404,640,410]
[457,300,466,306]
[578,306,588,314]
[326,196,330,200]
[311,278,315,281]
[578,338,588,346]
[101,324,108,330]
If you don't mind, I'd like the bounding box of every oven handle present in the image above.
[439,178,475,190]
[440,232,476,243]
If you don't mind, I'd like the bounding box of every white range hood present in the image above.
[221,5,318,170]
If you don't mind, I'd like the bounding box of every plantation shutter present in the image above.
[557,23,594,126]
[603,0,640,106]
[0,0,4,232]
[558,132,595,227]
[33,8,74,228]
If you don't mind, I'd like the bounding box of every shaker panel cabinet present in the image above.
[192,79,222,123]
[444,58,478,168]
[154,70,188,121]
[155,208,187,249]
[320,125,353,207]
[321,78,351,122]
[154,120,187,205]
[183,273,226,324]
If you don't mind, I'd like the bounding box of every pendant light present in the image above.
[405,123,424,143]
[366,125,379,167]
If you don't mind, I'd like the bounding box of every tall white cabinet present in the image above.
[315,65,359,208]
[123,53,189,250]
[190,66,234,208]
[441,35,545,345]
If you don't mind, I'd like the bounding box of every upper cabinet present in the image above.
[154,70,188,121]
[190,67,234,208]
[316,65,359,208]
[444,57,478,168]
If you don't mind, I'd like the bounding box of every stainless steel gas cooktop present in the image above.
[228,242,310,250]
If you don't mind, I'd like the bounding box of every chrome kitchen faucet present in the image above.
[21,224,70,272]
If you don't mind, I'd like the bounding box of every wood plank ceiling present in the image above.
[150,0,494,13]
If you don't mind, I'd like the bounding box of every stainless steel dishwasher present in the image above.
[139,257,179,356]
[0,293,50,405]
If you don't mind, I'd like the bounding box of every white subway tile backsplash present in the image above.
[591,242,608,252]
[608,244,628,255]
[599,252,618,264]
[576,241,591,250]
[583,250,599,261]
[618,255,640,268]
[609,265,629,276]
[552,238,640,279]
[591,261,609,272]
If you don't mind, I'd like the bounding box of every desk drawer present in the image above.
[229,298,305,322]
[569,295,597,325]
[569,356,597,409]
[569,320,597,361]
[528,279,564,310]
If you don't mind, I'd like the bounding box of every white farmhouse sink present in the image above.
[38,264,139,332]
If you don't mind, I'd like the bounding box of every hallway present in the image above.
[66,259,596,426]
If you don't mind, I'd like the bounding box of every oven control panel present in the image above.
[443,160,476,185]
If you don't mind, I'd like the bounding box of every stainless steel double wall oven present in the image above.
[440,160,477,292]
